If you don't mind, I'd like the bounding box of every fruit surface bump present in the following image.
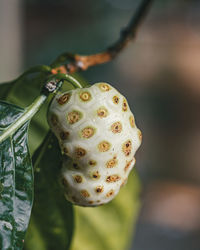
[48,82,142,207]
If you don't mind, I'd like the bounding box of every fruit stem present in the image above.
[64,74,83,89]
[48,73,83,89]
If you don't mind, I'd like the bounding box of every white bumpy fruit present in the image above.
[48,82,142,207]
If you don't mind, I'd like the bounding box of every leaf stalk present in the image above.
[0,95,47,143]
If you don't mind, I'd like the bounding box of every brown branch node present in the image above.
[52,0,153,75]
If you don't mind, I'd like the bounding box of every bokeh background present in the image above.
[1,0,200,249]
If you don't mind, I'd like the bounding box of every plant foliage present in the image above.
[0,71,141,250]
[0,101,33,250]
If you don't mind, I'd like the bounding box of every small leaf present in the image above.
[24,132,74,250]
[0,101,33,250]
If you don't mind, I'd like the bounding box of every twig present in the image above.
[51,0,153,75]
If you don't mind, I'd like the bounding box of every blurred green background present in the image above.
[1,0,200,249]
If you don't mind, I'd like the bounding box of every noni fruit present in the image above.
[48,82,142,207]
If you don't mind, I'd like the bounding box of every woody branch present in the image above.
[51,0,153,75]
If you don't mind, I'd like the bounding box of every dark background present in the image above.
[1,0,200,249]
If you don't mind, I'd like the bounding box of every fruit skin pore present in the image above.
[48,82,142,207]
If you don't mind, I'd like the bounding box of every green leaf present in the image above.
[0,101,33,250]
[24,132,74,250]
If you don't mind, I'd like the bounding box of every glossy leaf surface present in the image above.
[0,101,33,250]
